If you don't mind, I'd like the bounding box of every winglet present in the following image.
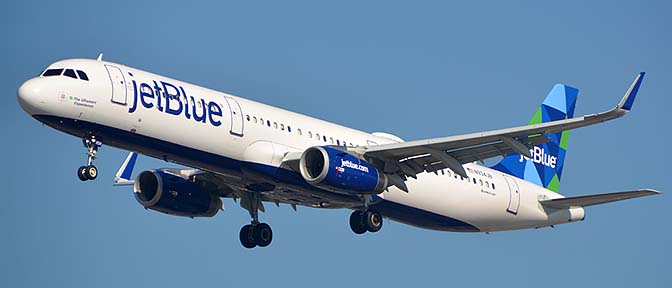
[617,72,645,111]
[113,152,138,186]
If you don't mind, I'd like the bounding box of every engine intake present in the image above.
[134,170,221,217]
[299,146,388,194]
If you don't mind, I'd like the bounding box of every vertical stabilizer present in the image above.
[490,84,578,192]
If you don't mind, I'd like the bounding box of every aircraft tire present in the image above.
[349,211,367,234]
[365,210,383,233]
[85,165,98,180]
[239,224,257,249]
[253,223,273,247]
[77,166,88,181]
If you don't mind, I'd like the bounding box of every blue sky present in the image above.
[2,1,669,287]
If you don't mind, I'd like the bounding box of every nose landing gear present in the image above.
[77,133,102,181]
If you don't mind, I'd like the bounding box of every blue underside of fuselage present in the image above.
[33,114,479,232]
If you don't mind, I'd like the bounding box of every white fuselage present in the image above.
[18,58,584,232]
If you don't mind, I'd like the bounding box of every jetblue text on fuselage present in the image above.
[128,78,223,127]
[341,159,370,173]
[519,146,557,168]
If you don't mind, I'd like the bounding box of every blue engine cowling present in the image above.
[133,170,221,217]
[299,146,388,194]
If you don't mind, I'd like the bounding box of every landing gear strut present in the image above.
[349,209,383,234]
[78,133,102,181]
[239,192,273,248]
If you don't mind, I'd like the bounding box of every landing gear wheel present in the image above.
[349,211,367,234]
[77,166,88,181]
[239,224,256,249]
[85,165,98,180]
[253,223,273,247]
[78,133,102,181]
[365,210,383,233]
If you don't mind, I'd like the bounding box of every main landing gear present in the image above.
[349,209,383,234]
[239,192,273,249]
[77,133,102,181]
[239,222,273,249]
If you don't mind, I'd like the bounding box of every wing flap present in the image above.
[539,189,660,209]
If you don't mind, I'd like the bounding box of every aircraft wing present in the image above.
[539,189,660,209]
[362,73,645,181]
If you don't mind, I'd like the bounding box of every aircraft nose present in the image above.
[17,78,43,115]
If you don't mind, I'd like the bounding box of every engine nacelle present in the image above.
[134,170,221,217]
[299,146,388,194]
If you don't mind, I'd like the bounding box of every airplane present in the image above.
[17,54,659,248]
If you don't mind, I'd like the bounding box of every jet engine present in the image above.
[134,170,221,217]
[299,146,388,194]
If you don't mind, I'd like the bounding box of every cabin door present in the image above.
[105,65,128,105]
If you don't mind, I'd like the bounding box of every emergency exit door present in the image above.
[224,97,244,136]
[503,175,521,215]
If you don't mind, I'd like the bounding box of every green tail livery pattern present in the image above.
[491,84,578,192]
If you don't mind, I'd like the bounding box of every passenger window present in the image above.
[479,179,483,186]
[485,181,489,187]
[297,128,302,135]
[280,124,285,131]
[42,69,63,76]
[287,126,291,132]
[473,178,477,184]
[267,120,271,127]
[323,136,327,142]
[76,70,89,81]
[273,122,278,129]
[336,140,340,146]
[253,116,257,123]
[316,133,320,140]
[246,115,250,121]
[492,183,496,189]
[308,131,312,138]
[63,69,77,79]
[329,137,334,144]
[446,170,452,177]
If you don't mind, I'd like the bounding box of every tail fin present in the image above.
[491,84,578,192]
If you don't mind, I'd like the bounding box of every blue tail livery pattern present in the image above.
[490,84,578,192]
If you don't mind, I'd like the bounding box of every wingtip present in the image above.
[644,188,661,195]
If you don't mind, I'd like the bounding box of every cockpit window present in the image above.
[76,70,89,81]
[63,69,77,79]
[42,69,63,76]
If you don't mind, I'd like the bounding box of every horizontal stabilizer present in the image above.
[113,152,138,186]
[540,189,660,209]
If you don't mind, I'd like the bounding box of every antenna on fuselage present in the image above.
[96,53,103,61]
